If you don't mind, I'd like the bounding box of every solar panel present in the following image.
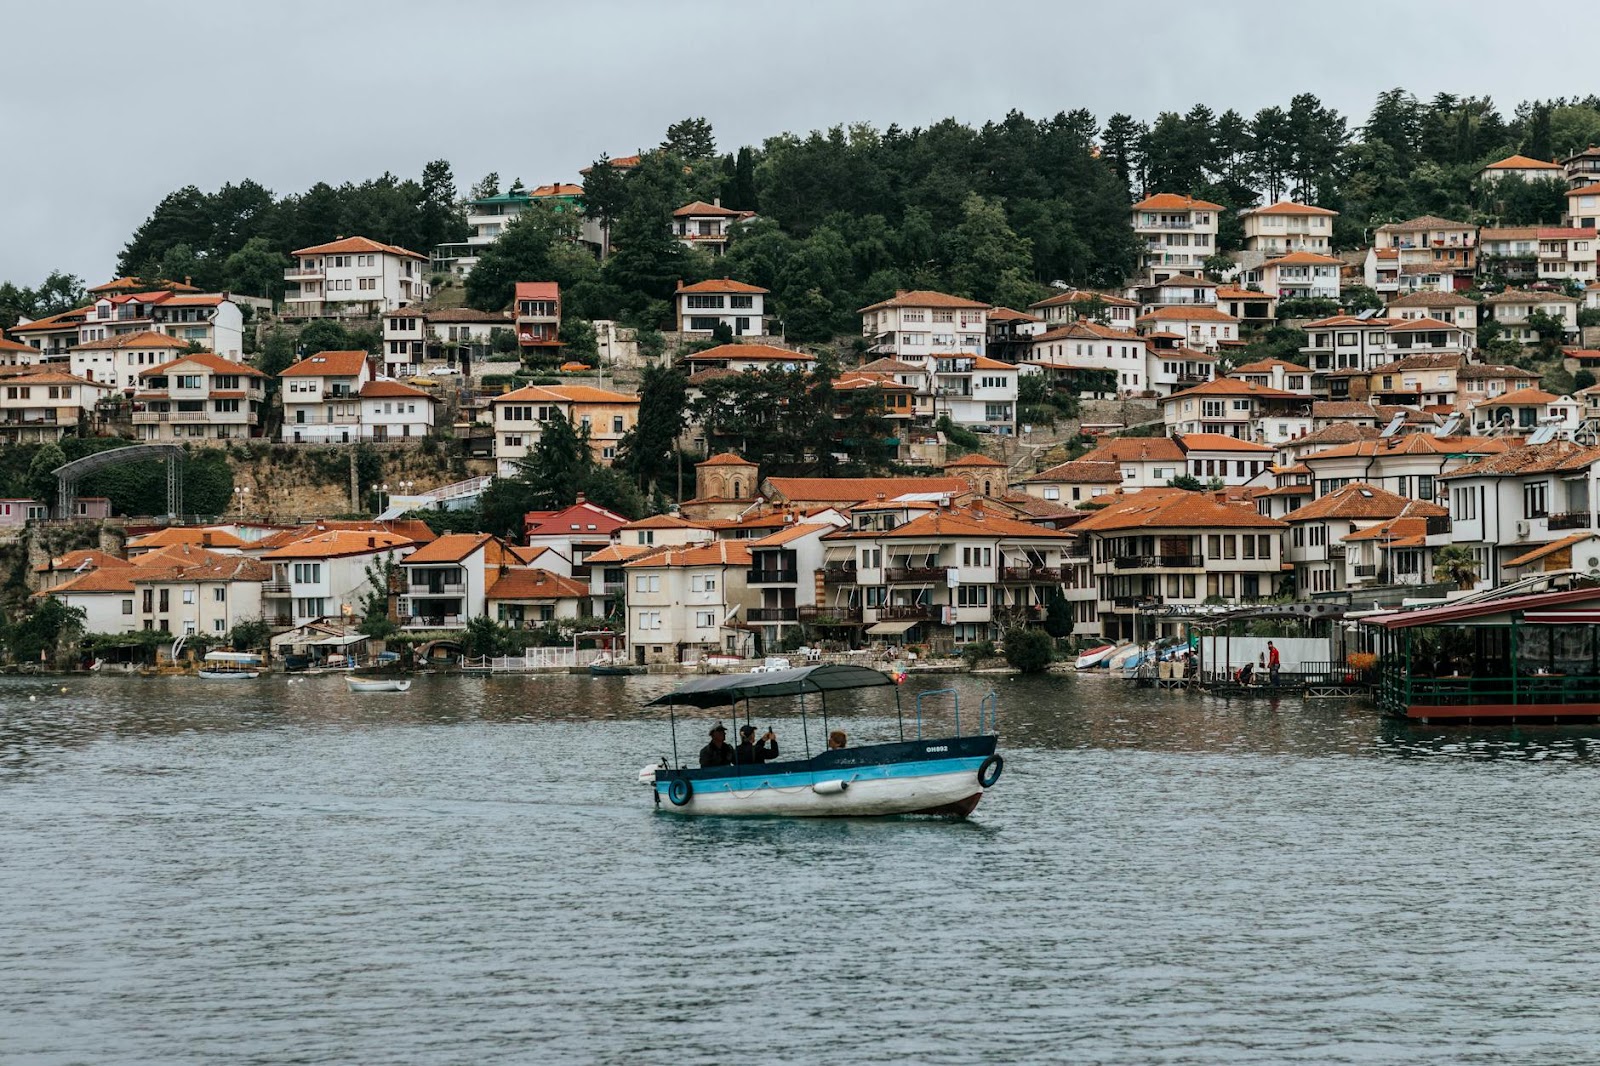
[1433,413,1462,438]
[1378,413,1407,438]
[1527,426,1557,445]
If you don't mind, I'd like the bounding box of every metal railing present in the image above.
[798,605,861,623]
[1113,555,1200,569]
[1548,511,1593,531]
[1354,564,1377,578]
[746,607,799,622]
[877,604,938,621]
[746,569,798,584]
[1001,565,1062,581]
[1402,673,1600,709]
[886,566,950,583]
[1426,515,1451,536]
[408,583,465,597]
[821,565,857,583]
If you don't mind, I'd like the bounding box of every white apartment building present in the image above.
[261,529,417,626]
[1470,387,1578,434]
[1024,323,1152,396]
[1282,483,1447,596]
[1239,252,1343,300]
[675,279,770,336]
[1177,433,1275,486]
[1068,492,1287,642]
[671,200,754,257]
[624,540,756,664]
[861,290,988,361]
[399,533,526,628]
[1299,434,1507,503]
[1137,274,1218,312]
[283,237,430,318]
[489,384,639,474]
[0,371,111,443]
[1231,358,1312,395]
[280,350,371,444]
[379,308,513,375]
[1239,202,1338,254]
[1135,306,1241,353]
[133,352,267,443]
[1027,289,1139,329]
[76,291,245,359]
[70,331,190,390]
[1385,291,1478,329]
[1372,216,1478,291]
[359,380,435,442]
[1161,377,1309,444]
[1131,193,1221,283]
[1481,290,1580,345]
[1567,182,1600,230]
[745,521,841,650]
[1477,154,1565,184]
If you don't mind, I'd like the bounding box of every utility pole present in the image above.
[349,448,359,512]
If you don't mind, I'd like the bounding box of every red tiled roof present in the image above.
[486,568,588,600]
[1079,437,1185,463]
[765,476,969,503]
[1177,433,1274,453]
[826,506,1069,540]
[282,350,368,377]
[1070,492,1285,532]
[1136,306,1239,325]
[1504,533,1596,568]
[858,290,990,313]
[140,351,264,378]
[1484,154,1563,171]
[73,331,189,352]
[747,522,835,547]
[1282,483,1447,522]
[622,540,753,568]
[1132,193,1223,211]
[1028,290,1138,310]
[682,343,811,363]
[293,236,426,260]
[360,380,431,399]
[945,454,1006,468]
[673,201,745,218]
[697,452,753,467]
[493,384,639,404]
[1167,378,1299,401]
[676,278,768,295]
[263,530,413,559]
[1243,201,1339,216]
[513,281,560,302]
[402,533,497,564]
[1260,251,1344,267]
[1022,459,1123,485]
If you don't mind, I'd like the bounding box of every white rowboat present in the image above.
[345,677,412,693]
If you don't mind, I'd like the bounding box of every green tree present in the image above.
[1433,545,1479,590]
[27,442,66,508]
[1003,627,1054,673]
[222,237,289,298]
[559,318,599,364]
[1576,368,1596,391]
[465,204,581,312]
[7,597,86,665]
[471,172,501,200]
[229,620,272,652]
[1042,589,1074,640]
[519,410,593,508]
[357,553,400,639]
[617,364,688,494]
[662,117,717,162]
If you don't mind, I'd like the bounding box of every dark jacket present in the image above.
[735,737,779,765]
[699,740,735,768]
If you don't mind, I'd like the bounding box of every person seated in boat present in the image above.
[1236,662,1254,686]
[736,724,779,765]
[827,730,847,750]
[699,723,735,768]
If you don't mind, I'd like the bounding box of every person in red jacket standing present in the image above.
[1267,641,1281,687]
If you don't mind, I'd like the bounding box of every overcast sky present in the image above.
[2,1,1591,287]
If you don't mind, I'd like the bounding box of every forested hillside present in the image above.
[11,89,1600,342]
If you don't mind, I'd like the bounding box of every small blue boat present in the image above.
[641,664,1003,818]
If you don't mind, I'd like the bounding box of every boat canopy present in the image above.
[203,651,262,664]
[647,663,894,708]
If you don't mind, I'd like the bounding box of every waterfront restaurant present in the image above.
[1362,583,1600,721]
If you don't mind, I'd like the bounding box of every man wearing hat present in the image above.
[699,722,735,767]
[735,724,779,766]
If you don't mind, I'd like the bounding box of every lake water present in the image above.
[5,671,1600,1064]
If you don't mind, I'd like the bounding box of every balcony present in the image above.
[822,565,858,584]
[408,582,466,597]
[261,581,291,595]
[1062,545,1091,560]
[886,566,951,583]
[1111,595,1161,609]
[1001,566,1062,582]
[746,607,799,623]
[602,581,626,597]
[746,569,798,584]
[1354,564,1377,578]
[798,605,862,624]
[1426,515,1452,536]
[1328,545,1346,560]
[133,410,258,425]
[1548,511,1593,531]
[284,266,325,280]
[876,604,939,621]
[1113,555,1201,569]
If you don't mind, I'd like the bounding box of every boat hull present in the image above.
[652,735,997,818]
[1074,645,1115,670]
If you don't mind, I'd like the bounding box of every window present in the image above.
[634,574,661,593]
[695,610,716,628]
[685,294,725,309]
[158,589,169,612]
[142,589,153,612]
[183,588,195,604]
[293,562,321,584]
[861,548,882,569]
[961,546,992,567]
[121,599,133,615]
[612,416,624,433]
[956,585,989,607]
[1525,481,1549,519]
[729,295,754,309]
[636,610,662,631]
[1453,486,1477,521]
[213,587,226,603]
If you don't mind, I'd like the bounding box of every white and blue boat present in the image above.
[641,663,1003,819]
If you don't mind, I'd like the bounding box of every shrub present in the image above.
[1003,628,1054,673]
[961,639,996,669]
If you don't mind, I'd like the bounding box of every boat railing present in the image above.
[1404,673,1600,708]
[913,687,998,740]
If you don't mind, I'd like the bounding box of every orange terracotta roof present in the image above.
[827,506,1070,541]
[1282,483,1447,522]
[37,548,130,574]
[1342,515,1433,544]
[513,281,560,302]
[1232,358,1312,374]
[1260,251,1345,267]
[292,236,426,260]
[1439,440,1600,480]
[1473,386,1561,407]
[403,532,498,564]
[529,183,583,198]
[360,380,431,399]
[0,334,33,353]
[1485,154,1563,171]
[585,543,663,565]
[1568,182,1600,197]
[1243,201,1339,217]
[748,522,835,547]
[945,454,1006,468]
[1022,459,1123,484]
[620,513,717,530]
[485,568,588,600]
[282,350,369,377]
[858,290,990,313]
[1080,437,1186,463]
[682,343,811,363]
[8,371,102,387]
[263,529,413,559]
[1301,434,1502,461]
[492,383,639,405]
[673,201,746,217]
[48,568,137,594]
[765,476,970,503]
[1034,321,1146,344]
[1071,492,1285,532]
[1168,378,1299,401]
[1177,433,1274,453]
[72,331,189,352]
[1505,533,1595,568]
[140,351,264,378]
[1132,193,1223,211]
[622,540,753,568]
[676,278,769,295]
[1028,290,1138,309]
[986,306,1041,323]
[1136,306,1239,325]
[697,452,754,467]
[1214,287,1274,301]
[7,308,91,333]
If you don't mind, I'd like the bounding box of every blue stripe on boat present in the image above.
[654,755,986,797]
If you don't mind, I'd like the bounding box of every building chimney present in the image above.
[201,531,212,547]
[368,536,376,547]
[576,492,586,504]
[713,196,721,208]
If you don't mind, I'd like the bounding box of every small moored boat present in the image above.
[345,677,412,693]
[1074,644,1116,670]
[198,651,262,680]
[642,663,1002,819]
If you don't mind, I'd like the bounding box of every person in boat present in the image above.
[1237,662,1254,686]
[827,730,847,750]
[735,724,779,765]
[699,723,735,767]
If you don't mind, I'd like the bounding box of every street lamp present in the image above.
[233,486,251,517]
